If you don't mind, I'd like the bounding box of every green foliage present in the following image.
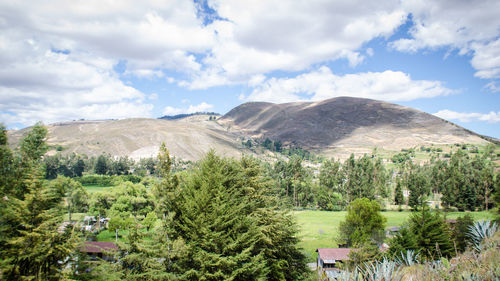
[124,151,309,280]
[409,206,453,259]
[388,227,418,258]
[394,179,404,206]
[0,123,81,280]
[406,165,430,209]
[451,213,474,253]
[95,154,109,175]
[339,198,386,247]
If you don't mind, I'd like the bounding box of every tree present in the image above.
[142,211,158,232]
[409,205,453,259]
[134,151,309,280]
[394,178,404,206]
[50,176,89,221]
[339,198,386,247]
[388,227,418,257]
[0,123,81,280]
[95,154,109,175]
[407,166,430,209]
[451,214,474,253]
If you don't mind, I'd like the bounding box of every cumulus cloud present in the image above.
[185,0,406,88]
[162,102,214,116]
[434,110,500,123]
[391,0,500,81]
[0,41,153,127]
[242,66,455,103]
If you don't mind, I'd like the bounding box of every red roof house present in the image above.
[317,248,354,280]
[80,241,118,260]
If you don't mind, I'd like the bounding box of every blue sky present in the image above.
[0,0,499,138]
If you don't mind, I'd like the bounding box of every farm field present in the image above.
[294,210,496,262]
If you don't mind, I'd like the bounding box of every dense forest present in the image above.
[1,123,499,280]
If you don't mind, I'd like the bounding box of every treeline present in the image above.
[44,152,192,179]
[43,142,499,212]
[394,147,498,211]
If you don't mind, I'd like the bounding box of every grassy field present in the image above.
[83,184,113,193]
[294,210,496,262]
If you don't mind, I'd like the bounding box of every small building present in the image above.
[80,241,118,261]
[317,248,353,280]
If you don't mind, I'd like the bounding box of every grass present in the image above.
[294,210,495,262]
[97,229,129,242]
[84,184,113,193]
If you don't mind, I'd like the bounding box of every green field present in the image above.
[83,184,113,193]
[294,210,495,261]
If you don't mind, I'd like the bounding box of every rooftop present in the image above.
[317,248,353,262]
[80,241,118,253]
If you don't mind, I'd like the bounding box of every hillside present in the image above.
[7,97,489,161]
[220,97,488,158]
[7,117,248,161]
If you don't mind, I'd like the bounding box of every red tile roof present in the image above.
[317,248,353,261]
[80,241,118,253]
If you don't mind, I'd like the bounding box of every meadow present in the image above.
[294,210,495,261]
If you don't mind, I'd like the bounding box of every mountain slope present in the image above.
[7,97,488,161]
[220,97,487,157]
[8,116,247,161]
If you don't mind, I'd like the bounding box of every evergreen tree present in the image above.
[0,123,81,280]
[407,166,430,209]
[409,205,453,260]
[95,154,109,175]
[388,227,418,257]
[451,214,474,253]
[394,179,404,206]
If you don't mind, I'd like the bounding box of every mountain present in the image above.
[219,97,488,158]
[7,116,248,161]
[7,97,488,161]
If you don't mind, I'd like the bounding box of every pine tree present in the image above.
[394,179,404,206]
[0,123,81,280]
[409,205,453,260]
[388,227,418,257]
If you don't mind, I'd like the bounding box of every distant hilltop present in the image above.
[158,112,221,120]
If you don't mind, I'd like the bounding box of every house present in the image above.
[80,241,118,261]
[317,248,353,280]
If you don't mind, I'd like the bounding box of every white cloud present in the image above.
[184,0,407,88]
[243,66,455,103]
[0,43,153,127]
[434,110,500,123]
[162,102,214,116]
[391,0,500,81]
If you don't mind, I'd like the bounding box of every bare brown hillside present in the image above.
[8,117,249,161]
[220,97,488,158]
[7,97,489,161]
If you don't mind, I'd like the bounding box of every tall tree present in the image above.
[409,205,453,259]
[0,123,80,280]
[339,198,386,247]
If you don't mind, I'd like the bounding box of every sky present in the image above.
[0,0,499,138]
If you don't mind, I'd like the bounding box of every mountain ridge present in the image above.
[7,97,489,160]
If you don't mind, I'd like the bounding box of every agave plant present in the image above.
[362,258,404,281]
[335,267,363,281]
[395,249,420,266]
[467,220,498,252]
